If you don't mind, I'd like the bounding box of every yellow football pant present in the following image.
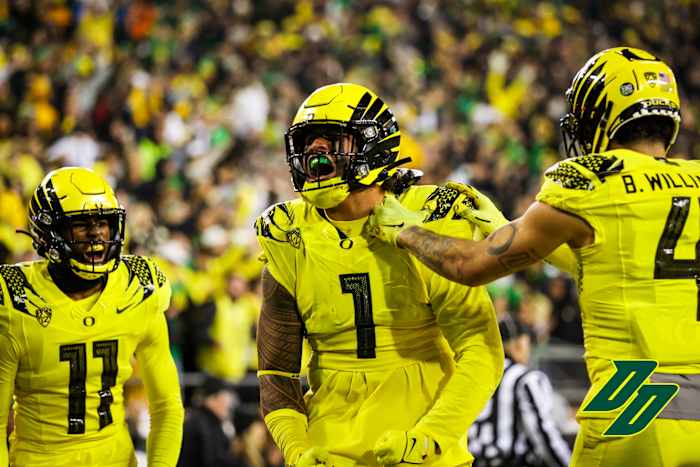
[572,417,700,467]
[10,425,137,467]
[305,356,472,467]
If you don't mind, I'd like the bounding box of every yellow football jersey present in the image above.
[537,149,700,393]
[0,255,183,466]
[256,185,503,465]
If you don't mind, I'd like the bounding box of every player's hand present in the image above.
[367,195,425,246]
[373,429,437,465]
[446,182,509,237]
[295,446,330,466]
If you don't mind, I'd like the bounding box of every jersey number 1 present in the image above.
[59,340,119,434]
[654,196,700,320]
[340,273,376,358]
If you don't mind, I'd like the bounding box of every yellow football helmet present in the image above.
[284,83,404,208]
[27,167,125,279]
[561,47,681,157]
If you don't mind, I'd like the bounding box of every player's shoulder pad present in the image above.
[404,184,464,223]
[0,262,39,315]
[121,255,166,301]
[544,152,624,190]
[254,200,304,249]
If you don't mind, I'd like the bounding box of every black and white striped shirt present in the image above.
[468,358,571,467]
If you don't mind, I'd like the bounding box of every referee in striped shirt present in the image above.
[469,316,571,467]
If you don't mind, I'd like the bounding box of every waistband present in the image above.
[307,324,449,371]
[309,338,450,371]
[12,422,130,451]
[652,373,700,421]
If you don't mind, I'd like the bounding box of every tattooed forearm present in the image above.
[258,267,306,416]
[399,226,475,284]
[398,221,544,286]
[497,250,542,271]
[487,224,541,272]
[487,224,516,255]
[259,375,306,416]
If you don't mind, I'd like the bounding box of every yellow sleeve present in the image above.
[0,333,19,467]
[536,157,617,253]
[255,202,299,296]
[135,278,184,467]
[544,244,579,278]
[414,201,504,452]
[418,274,503,452]
[0,284,20,467]
[151,260,172,314]
[263,409,312,464]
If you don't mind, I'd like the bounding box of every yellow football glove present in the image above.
[446,182,508,237]
[295,446,330,466]
[367,195,425,246]
[373,430,437,465]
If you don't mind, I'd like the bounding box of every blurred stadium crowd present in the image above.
[1,0,699,465]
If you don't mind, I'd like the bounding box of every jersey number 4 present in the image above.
[655,196,700,320]
[59,340,119,434]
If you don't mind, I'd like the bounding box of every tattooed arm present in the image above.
[397,201,593,286]
[257,267,316,463]
[258,266,305,415]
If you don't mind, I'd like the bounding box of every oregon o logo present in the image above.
[83,316,96,327]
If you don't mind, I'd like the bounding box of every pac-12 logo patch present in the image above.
[286,228,303,249]
[35,307,52,327]
[644,71,658,86]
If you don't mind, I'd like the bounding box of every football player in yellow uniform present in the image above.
[255,83,503,466]
[369,47,700,466]
[0,168,184,467]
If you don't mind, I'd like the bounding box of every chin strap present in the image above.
[47,262,106,295]
[350,157,413,192]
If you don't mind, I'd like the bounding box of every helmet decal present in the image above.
[27,167,125,280]
[285,83,404,208]
[560,47,681,158]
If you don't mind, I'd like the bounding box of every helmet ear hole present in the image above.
[47,248,62,263]
[354,163,370,178]
[37,211,53,227]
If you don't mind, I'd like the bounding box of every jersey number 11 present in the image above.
[59,339,119,434]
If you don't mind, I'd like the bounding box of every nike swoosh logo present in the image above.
[387,222,405,228]
[117,285,146,313]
